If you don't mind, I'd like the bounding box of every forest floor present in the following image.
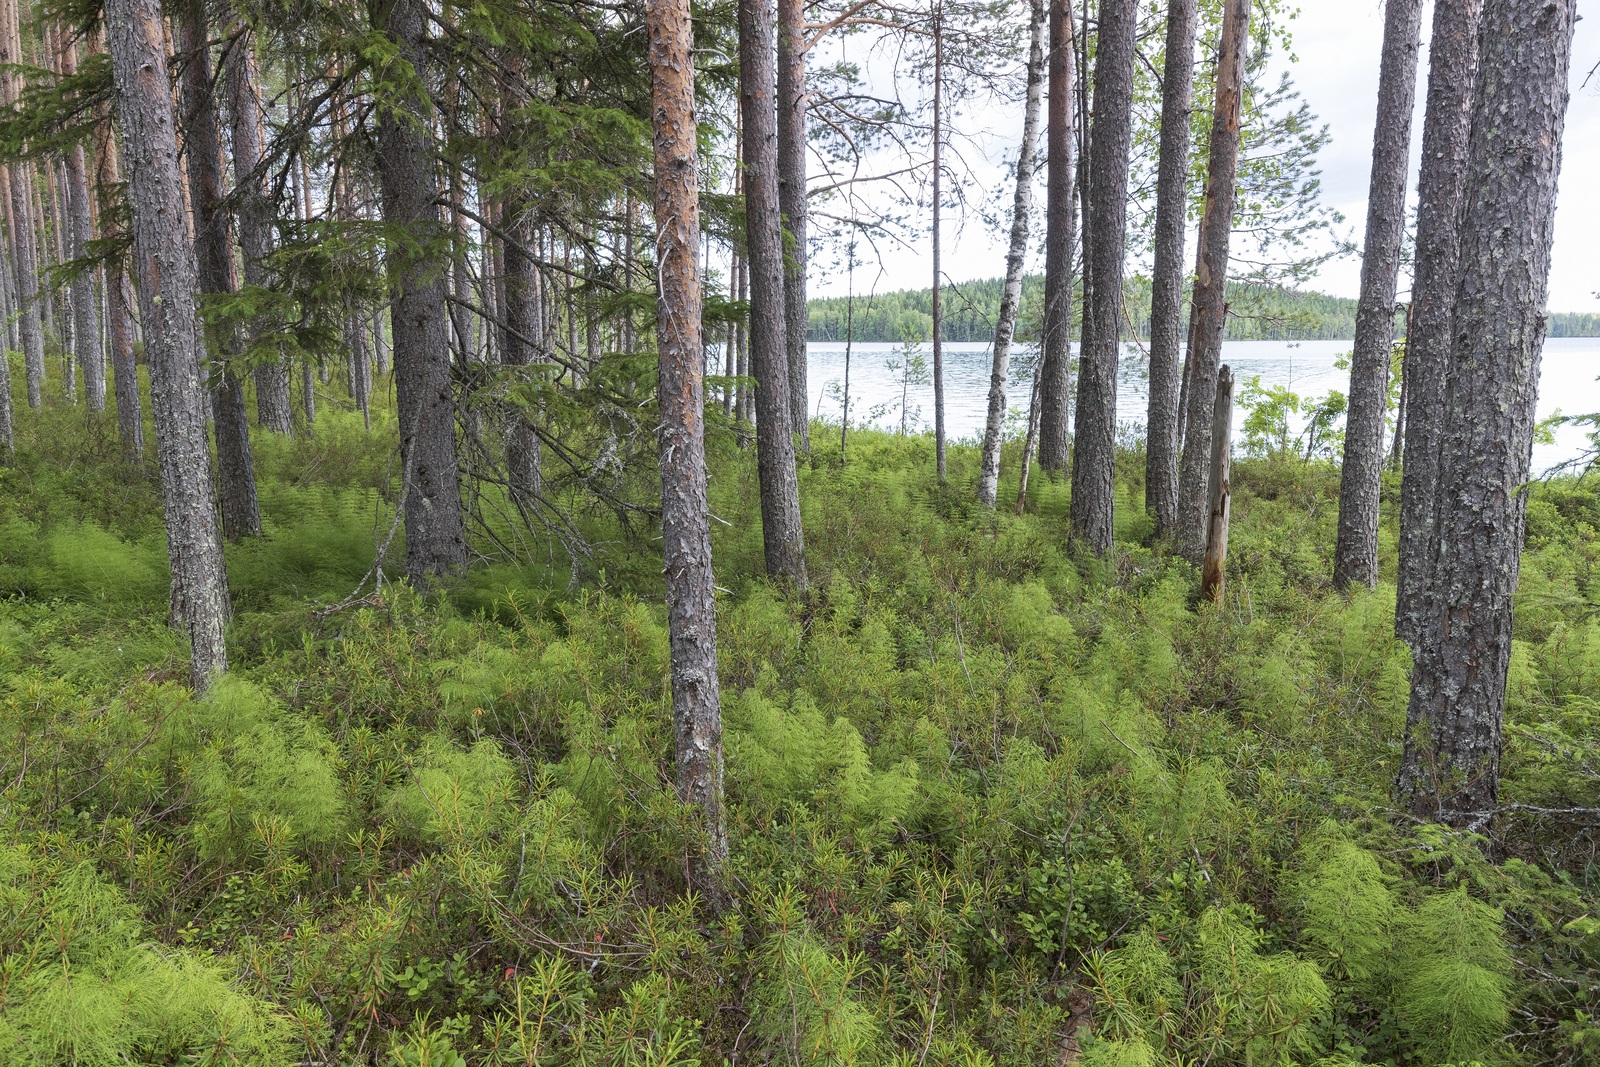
[1,397,1598,1066]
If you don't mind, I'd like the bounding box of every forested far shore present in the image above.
[807,274,1600,343]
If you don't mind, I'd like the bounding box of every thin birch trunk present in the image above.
[978,0,1045,508]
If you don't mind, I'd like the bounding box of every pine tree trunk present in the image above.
[776,0,809,452]
[738,0,807,587]
[54,27,104,412]
[1068,0,1137,555]
[1395,0,1482,646]
[1035,0,1076,472]
[105,234,144,465]
[1175,0,1249,563]
[644,0,730,894]
[1333,0,1423,590]
[225,25,293,434]
[1145,0,1196,537]
[104,0,230,689]
[0,226,11,457]
[95,75,146,467]
[374,0,469,582]
[503,197,544,508]
[178,0,261,541]
[44,156,70,399]
[0,163,44,407]
[978,0,1046,509]
[1397,0,1575,829]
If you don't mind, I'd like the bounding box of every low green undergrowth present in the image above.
[0,397,1597,1066]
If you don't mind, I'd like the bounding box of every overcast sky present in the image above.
[809,1,1600,313]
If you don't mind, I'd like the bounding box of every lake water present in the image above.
[800,337,1600,473]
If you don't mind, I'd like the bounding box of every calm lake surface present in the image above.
[801,337,1600,473]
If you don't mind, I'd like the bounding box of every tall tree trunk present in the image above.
[644,0,730,894]
[930,0,946,482]
[104,0,230,689]
[1395,0,1482,645]
[1333,0,1424,590]
[374,0,468,582]
[1035,0,1075,472]
[1175,0,1250,562]
[734,249,749,427]
[776,0,809,452]
[1068,0,1136,555]
[978,0,1046,509]
[224,24,293,434]
[1397,0,1575,829]
[109,268,143,460]
[94,112,146,466]
[55,24,104,413]
[178,0,261,541]
[1145,0,1196,537]
[0,227,11,457]
[503,197,544,507]
[0,176,43,407]
[738,0,807,587]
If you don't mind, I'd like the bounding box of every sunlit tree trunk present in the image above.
[978,0,1045,509]
[1395,0,1482,645]
[374,0,468,581]
[1145,0,1196,537]
[644,0,730,896]
[178,0,261,541]
[104,0,230,689]
[738,0,807,587]
[1333,0,1423,590]
[1035,0,1075,472]
[1176,0,1249,562]
[1397,0,1575,828]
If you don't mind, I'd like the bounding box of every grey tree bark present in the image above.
[977,0,1046,509]
[0,226,10,456]
[1397,0,1575,828]
[645,0,730,894]
[776,0,809,452]
[1332,0,1424,590]
[1035,0,1076,472]
[53,32,104,412]
[374,0,470,582]
[503,197,544,508]
[1,163,43,409]
[1395,0,1482,645]
[1145,0,1196,537]
[178,0,261,542]
[931,0,946,482]
[738,0,808,587]
[108,268,143,464]
[1068,0,1137,555]
[224,25,293,435]
[1175,0,1250,562]
[104,0,230,689]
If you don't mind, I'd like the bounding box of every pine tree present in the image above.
[103,0,230,689]
[1397,0,1577,827]
[1333,0,1423,590]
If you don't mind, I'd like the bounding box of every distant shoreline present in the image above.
[806,274,1600,344]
